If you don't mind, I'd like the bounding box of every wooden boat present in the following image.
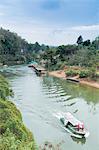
[59,112,89,138]
[28,61,46,76]
[66,78,79,83]
[35,67,47,76]
[28,64,36,68]
[28,61,38,68]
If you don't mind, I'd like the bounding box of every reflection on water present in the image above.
[5,65,99,150]
[71,136,86,145]
[42,77,99,116]
[0,65,26,77]
[43,77,99,105]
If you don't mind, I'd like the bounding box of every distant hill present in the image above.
[0,27,48,65]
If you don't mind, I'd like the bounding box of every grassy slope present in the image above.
[0,99,37,150]
[0,75,37,150]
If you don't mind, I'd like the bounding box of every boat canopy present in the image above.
[35,67,46,71]
[29,61,38,65]
[64,112,83,126]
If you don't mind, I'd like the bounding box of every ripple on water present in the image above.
[7,66,99,150]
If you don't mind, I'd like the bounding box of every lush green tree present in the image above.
[56,45,78,56]
[92,36,99,50]
[83,40,90,46]
[0,28,49,65]
[0,75,13,100]
[77,35,83,45]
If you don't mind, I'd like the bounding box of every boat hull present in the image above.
[60,116,89,138]
[54,112,89,138]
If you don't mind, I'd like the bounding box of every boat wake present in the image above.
[52,111,90,139]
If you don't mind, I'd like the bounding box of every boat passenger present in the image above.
[76,123,84,130]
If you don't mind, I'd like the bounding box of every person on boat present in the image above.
[76,123,84,130]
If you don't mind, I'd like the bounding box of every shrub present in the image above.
[0,99,36,150]
[0,75,13,100]
[79,70,90,78]
[96,72,99,77]
[88,67,96,78]
[65,69,79,77]
[0,75,37,149]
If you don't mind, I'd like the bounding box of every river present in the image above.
[5,65,99,150]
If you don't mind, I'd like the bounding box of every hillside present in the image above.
[0,28,48,65]
[0,75,37,150]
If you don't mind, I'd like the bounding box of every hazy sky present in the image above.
[0,0,99,45]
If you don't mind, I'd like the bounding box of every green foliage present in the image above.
[0,27,99,79]
[83,40,90,46]
[0,28,27,65]
[56,44,78,56]
[79,69,90,78]
[39,36,99,71]
[92,36,99,50]
[65,69,79,77]
[0,99,36,150]
[0,28,49,65]
[65,67,98,79]
[96,72,99,78]
[0,75,13,100]
[0,75,37,149]
[88,67,96,78]
[67,45,99,67]
[77,35,83,45]
[79,67,97,78]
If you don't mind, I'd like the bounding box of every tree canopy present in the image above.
[0,28,48,65]
[0,28,99,70]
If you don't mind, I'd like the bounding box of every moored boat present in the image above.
[28,61,38,68]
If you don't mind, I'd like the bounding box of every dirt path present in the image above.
[48,70,66,79]
[48,70,99,89]
[80,80,99,88]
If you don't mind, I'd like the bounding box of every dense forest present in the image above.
[0,27,99,72]
[38,35,99,80]
[0,28,49,65]
[39,36,99,70]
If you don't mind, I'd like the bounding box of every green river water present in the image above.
[2,65,99,150]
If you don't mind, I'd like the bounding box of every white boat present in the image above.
[59,112,89,138]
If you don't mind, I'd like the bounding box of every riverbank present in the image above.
[49,70,99,89]
[0,75,37,150]
[49,70,66,79]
